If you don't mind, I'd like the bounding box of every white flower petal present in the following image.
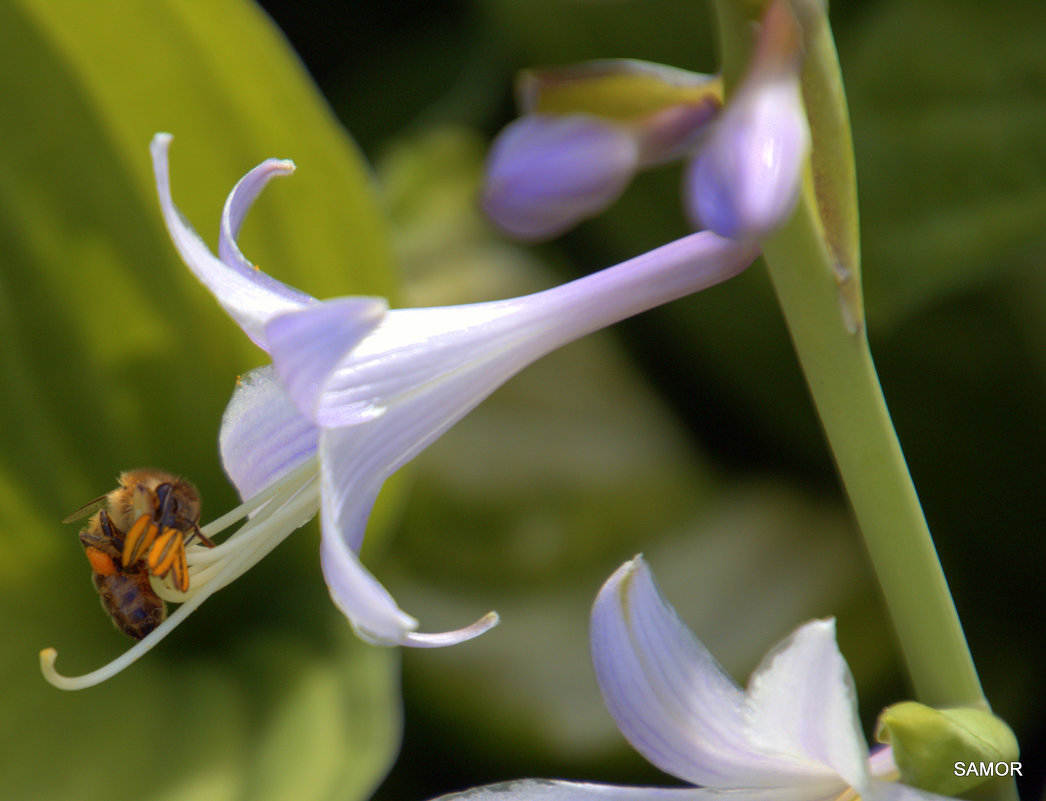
[434,779,834,801]
[150,133,314,348]
[219,155,292,265]
[868,746,898,780]
[303,232,756,429]
[436,780,704,801]
[219,366,320,501]
[591,557,838,789]
[319,496,419,646]
[318,428,496,647]
[311,302,538,430]
[266,297,389,424]
[402,612,500,648]
[744,619,870,793]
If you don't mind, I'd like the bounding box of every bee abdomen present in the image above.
[93,572,167,640]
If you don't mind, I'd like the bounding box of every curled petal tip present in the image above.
[151,131,315,347]
[402,611,500,648]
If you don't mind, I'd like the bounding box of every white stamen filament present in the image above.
[160,457,321,600]
[41,459,320,690]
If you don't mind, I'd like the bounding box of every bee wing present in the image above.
[61,494,108,524]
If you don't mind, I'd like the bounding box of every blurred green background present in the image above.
[1,1,1044,800]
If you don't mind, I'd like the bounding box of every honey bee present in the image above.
[65,469,213,639]
[76,507,167,639]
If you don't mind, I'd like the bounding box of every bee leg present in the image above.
[169,541,190,593]
[187,522,216,549]
[147,527,185,583]
[79,510,124,559]
[122,514,159,566]
[84,546,120,578]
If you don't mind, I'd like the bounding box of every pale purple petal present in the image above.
[318,427,496,647]
[217,153,317,310]
[435,779,843,801]
[682,3,809,241]
[219,366,319,501]
[151,133,315,348]
[684,74,808,240]
[304,302,538,429]
[867,746,899,780]
[743,619,869,793]
[515,59,721,167]
[300,233,756,429]
[435,779,707,801]
[265,297,389,424]
[591,558,839,789]
[482,114,640,241]
[318,488,418,645]
[401,612,500,648]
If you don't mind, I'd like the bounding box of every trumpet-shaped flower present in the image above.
[435,557,945,801]
[41,135,758,689]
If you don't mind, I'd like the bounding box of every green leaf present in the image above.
[0,2,400,799]
[843,0,1046,329]
[481,0,718,74]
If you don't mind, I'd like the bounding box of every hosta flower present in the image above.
[436,556,945,801]
[41,135,757,689]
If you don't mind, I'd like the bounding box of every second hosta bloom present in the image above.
[437,557,945,801]
[40,133,757,688]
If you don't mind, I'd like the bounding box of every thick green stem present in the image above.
[761,201,986,710]
[709,0,987,711]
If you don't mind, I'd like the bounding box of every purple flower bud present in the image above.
[685,0,810,240]
[481,114,639,241]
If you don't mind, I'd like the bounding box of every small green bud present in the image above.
[875,701,1019,796]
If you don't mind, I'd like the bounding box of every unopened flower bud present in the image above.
[875,701,1020,796]
[685,0,810,240]
[481,114,639,241]
[483,61,722,241]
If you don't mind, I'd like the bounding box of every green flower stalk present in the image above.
[710,0,987,714]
